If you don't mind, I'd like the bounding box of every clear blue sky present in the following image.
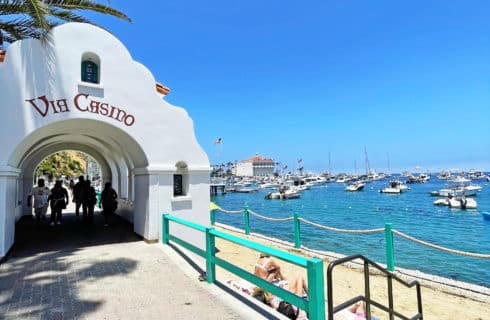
[93,1,490,173]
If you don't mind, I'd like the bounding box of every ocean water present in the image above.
[212,177,490,288]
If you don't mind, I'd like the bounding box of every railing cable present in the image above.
[299,217,385,234]
[392,229,490,259]
[248,209,294,222]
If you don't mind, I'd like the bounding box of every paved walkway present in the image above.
[0,210,275,320]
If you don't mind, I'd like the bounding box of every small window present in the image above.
[173,174,183,196]
[81,52,101,84]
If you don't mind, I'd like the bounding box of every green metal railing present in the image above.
[162,213,326,320]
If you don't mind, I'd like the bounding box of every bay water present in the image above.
[212,178,490,288]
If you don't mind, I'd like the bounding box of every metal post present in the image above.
[162,214,169,244]
[293,212,301,249]
[244,206,250,235]
[385,223,395,271]
[205,227,216,283]
[95,190,101,208]
[210,209,216,226]
[307,258,325,320]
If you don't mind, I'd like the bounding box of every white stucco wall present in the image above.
[0,23,211,258]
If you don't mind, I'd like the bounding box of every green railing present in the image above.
[211,206,490,273]
[162,213,326,320]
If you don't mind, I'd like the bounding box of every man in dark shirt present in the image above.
[72,176,85,217]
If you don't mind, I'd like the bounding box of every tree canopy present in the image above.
[36,151,86,179]
[0,0,131,44]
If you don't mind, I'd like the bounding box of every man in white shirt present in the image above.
[29,179,51,222]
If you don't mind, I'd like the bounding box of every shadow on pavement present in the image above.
[0,211,141,319]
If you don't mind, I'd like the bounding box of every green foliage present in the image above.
[0,0,131,44]
[36,151,86,179]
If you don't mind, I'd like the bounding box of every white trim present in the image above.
[78,82,104,89]
[133,165,211,176]
[0,166,21,177]
[171,195,192,202]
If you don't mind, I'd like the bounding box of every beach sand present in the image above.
[213,224,489,320]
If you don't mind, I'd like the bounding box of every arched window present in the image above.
[174,161,189,197]
[81,52,101,84]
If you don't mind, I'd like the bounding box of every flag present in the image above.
[298,159,302,163]
[213,138,222,145]
[210,202,222,211]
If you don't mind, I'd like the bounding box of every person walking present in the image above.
[29,178,51,222]
[48,180,69,226]
[101,182,118,227]
[72,176,85,218]
[81,180,97,223]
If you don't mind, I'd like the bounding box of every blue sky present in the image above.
[91,1,489,173]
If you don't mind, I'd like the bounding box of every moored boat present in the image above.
[345,181,365,192]
[379,180,403,194]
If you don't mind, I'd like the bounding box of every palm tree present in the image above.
[0,0,131,45]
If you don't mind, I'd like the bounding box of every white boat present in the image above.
[345,182,365,192]
[433,196,477,209]
[264,189,300,200]
[433,198,450,206]
[431,177,482,197]
[379,180,403,194]
[259,182,281,189]
[437,170,453,180]
[448,197,477,209]
[468,169,486,180]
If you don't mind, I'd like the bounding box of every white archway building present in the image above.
[0,23,211,259]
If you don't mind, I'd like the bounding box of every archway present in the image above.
[10,119,148,226]
[0,22,211,260]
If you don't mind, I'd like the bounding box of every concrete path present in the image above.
[0,210,275,320]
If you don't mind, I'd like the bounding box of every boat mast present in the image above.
[387,152,390,174]
[328,152,332,174]
[364,146,370,175]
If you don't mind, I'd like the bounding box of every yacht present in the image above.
[379,180,403,194]
[468,169,486,180]
[437,170,453,180]
[345,181,365,192]
[430,177,482,197]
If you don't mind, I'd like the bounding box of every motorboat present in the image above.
[406,173,430,184]
[448,197,477,209]
[345,181,365,192]
[468,169,486,180]
[430,177,482,197]
[264,189,300,200]
[433,195,477,209]
[259,182,281,189]
[437,170,453,180]
[433,198,450,206]
[379,180,403,194]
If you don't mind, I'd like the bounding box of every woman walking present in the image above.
[48,180,69,226]
[101,182,118,227]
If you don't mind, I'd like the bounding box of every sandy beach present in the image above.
[213,224,489,320]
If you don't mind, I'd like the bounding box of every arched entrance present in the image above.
[0,23,211,259]
[13,119,147,222]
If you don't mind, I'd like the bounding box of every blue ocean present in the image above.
[212,177,490,288]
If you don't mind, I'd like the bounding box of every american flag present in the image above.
[213,138,222,145]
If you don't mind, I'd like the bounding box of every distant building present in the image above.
[235,156,275,177]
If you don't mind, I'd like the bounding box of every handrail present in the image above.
[162,213,326,320]
[327,254,423,320]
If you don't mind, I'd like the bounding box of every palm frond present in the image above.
[49,7,94,24]
[49,0,131,22]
